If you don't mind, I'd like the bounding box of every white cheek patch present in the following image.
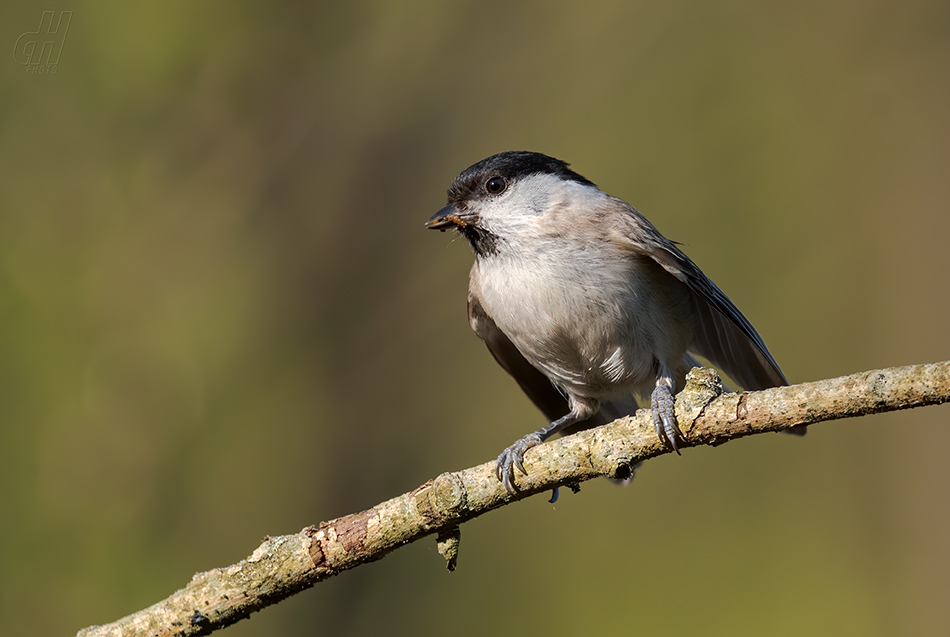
[479,173,580,237]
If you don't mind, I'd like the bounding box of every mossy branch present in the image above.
[77,362,950,637]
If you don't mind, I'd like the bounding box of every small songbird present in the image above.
[427,151,798,493]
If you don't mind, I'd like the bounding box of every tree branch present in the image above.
[76,362,950,637]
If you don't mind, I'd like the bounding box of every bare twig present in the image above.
[76,362,950,637]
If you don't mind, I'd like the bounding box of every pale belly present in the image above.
[472,253,695,399]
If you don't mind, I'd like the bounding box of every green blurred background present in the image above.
[2,1,949,635]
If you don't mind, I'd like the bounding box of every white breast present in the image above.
[467,173,696,400]
[472,240,693,400]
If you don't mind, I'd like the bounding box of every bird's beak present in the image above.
[425,204,466,232]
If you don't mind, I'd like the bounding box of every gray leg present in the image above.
[495,412,577,494]
[495,396,597,494]
[651,363,680,454]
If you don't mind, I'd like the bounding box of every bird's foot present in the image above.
[651,384,680,454]
[495,432,543,494]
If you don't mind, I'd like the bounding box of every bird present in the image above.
[426,151,798,493]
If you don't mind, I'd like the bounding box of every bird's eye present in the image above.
[485,176,507,194]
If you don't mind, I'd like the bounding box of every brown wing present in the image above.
[614,201,804,435]
[610,199,787,391]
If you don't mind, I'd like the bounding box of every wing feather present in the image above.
[613,199,788,391]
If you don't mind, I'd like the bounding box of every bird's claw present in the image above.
[495,432,543,494]
[651,384,680,454]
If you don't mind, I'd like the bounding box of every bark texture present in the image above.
[77,362,950,637]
